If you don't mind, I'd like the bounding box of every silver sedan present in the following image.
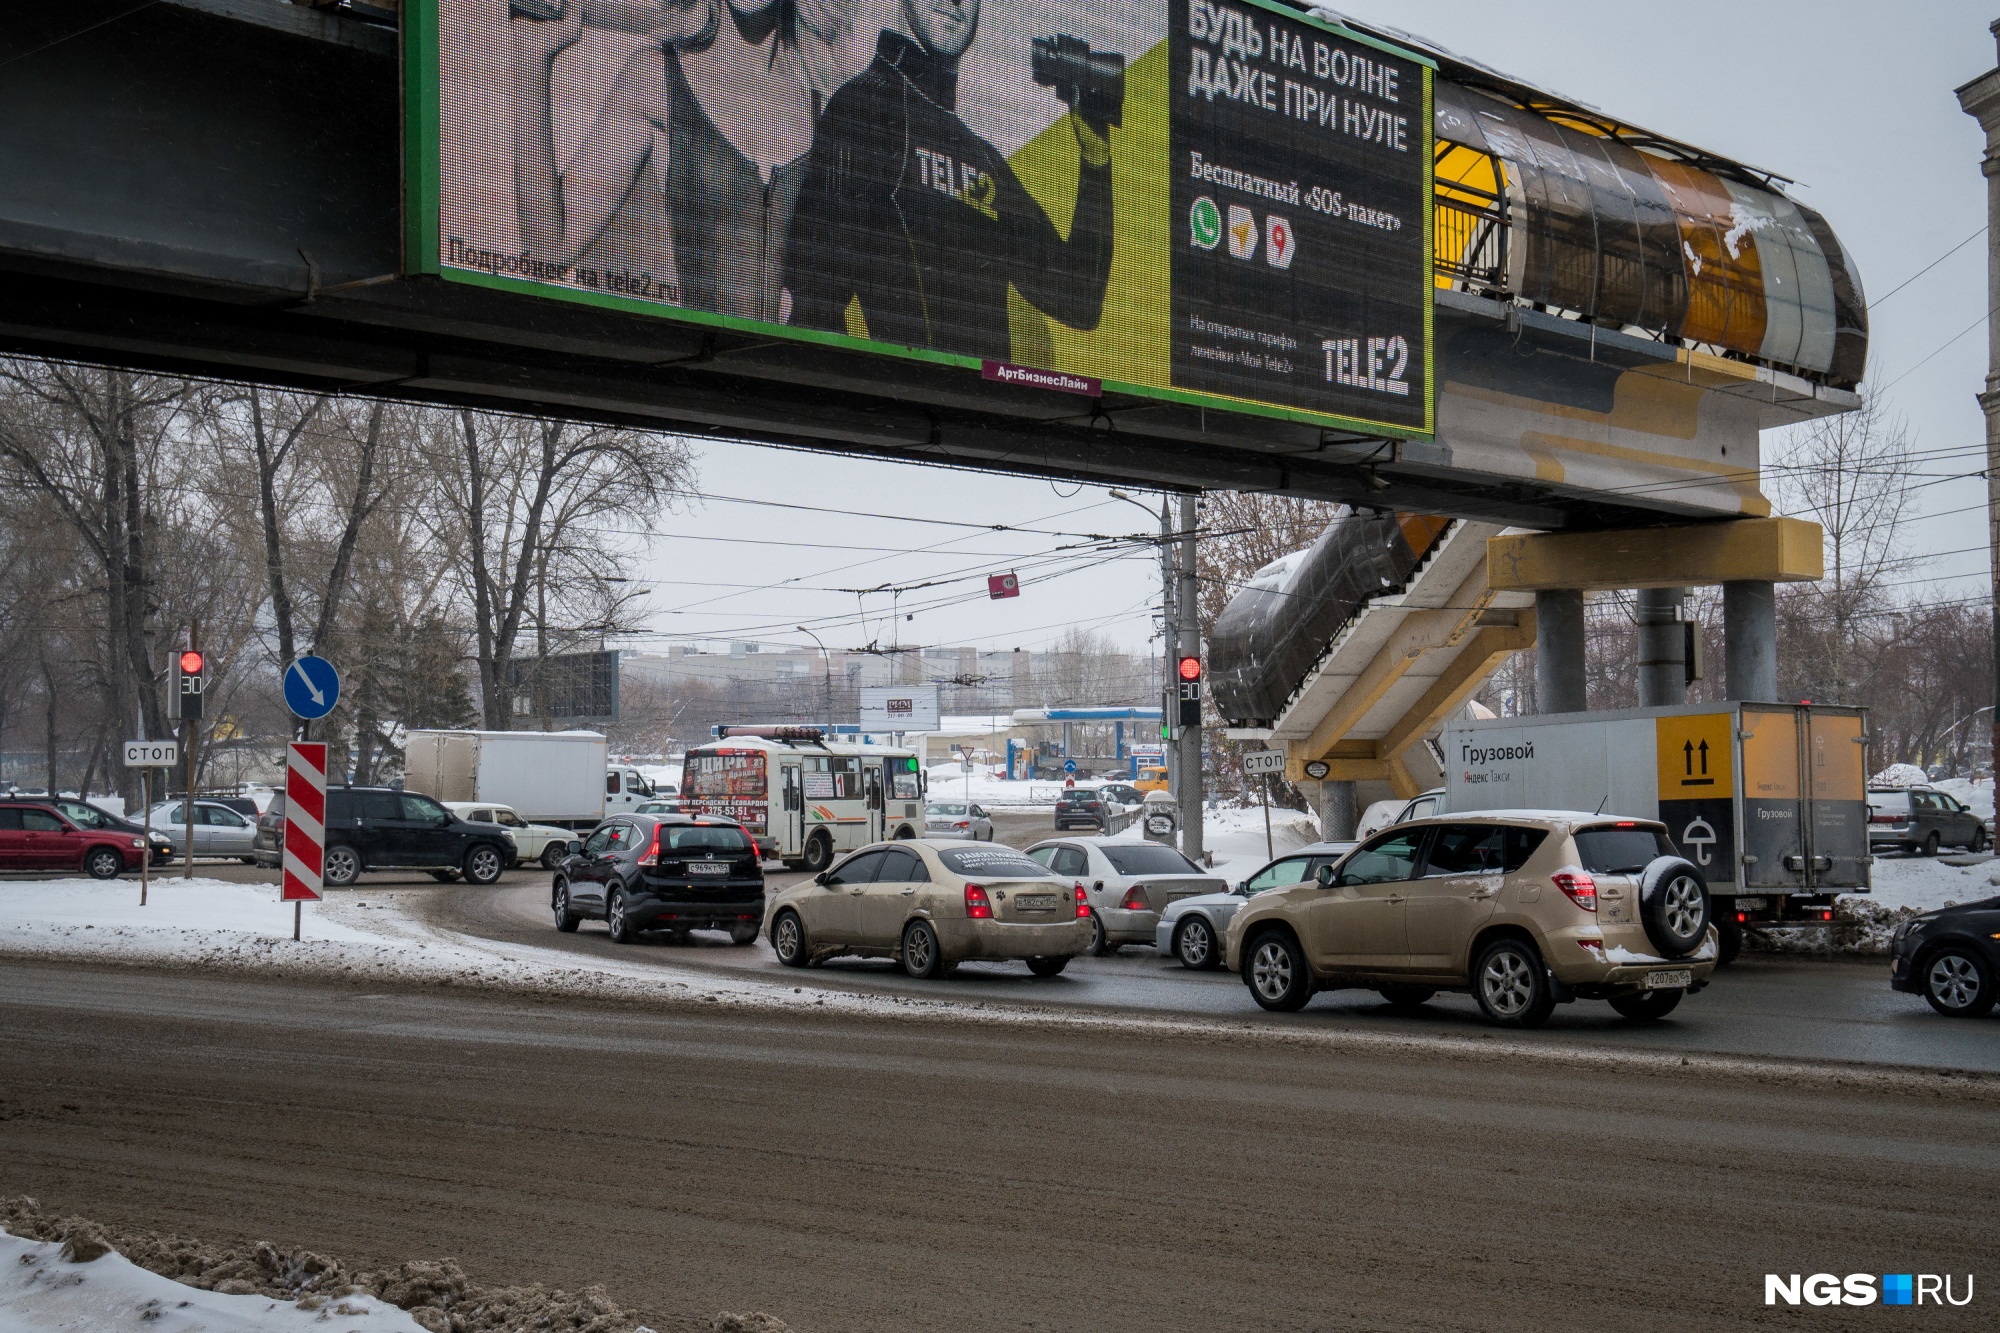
[923,802,995,841]
[145,800,260,861]
[1155,842,1354,968]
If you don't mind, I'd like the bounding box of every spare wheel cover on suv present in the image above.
[1639,857,1710,959]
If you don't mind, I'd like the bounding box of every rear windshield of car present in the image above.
[663,825,751,852]
[929,803,968,815]
[1574,827,1676,874]
[936,846,1059,879]
[1100,845,1202,876]
[1866,790,1912,811]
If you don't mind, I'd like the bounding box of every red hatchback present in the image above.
[0,802,145,878]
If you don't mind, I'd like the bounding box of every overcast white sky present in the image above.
[622,1,1996,660]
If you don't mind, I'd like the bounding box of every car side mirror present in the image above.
[814,871,831,886]
[1315,864,1335,888]
[566,839,584,856]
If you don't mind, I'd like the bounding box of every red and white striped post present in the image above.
[283,742,327,940]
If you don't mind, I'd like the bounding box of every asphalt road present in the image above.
[3,961,1995,1333]
[163,809,2000,1074]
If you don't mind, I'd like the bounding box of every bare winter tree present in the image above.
[0,363,195,804]
[1766,398,1922,703]
[430,411,695,728]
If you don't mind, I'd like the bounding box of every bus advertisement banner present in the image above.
[406,0,1434,437]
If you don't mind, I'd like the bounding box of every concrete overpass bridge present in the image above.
[1,1,1862,528]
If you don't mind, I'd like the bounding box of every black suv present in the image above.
[1054,788,1108,831]
[322,787,514,887]
[551,814,764,944]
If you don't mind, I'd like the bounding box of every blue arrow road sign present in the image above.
[284,655,341,720]
[1063,759,1078,774]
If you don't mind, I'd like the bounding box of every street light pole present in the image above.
[1108,489,1176,790]
[796,626,833,734]
[1958,28,2000,787]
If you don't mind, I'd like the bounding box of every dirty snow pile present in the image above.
[0,1197,692,1333]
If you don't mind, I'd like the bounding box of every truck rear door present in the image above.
[1739,707,1804,891]
[1803,709,1868,889]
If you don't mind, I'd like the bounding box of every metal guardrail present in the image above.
[1435,186,1509,298]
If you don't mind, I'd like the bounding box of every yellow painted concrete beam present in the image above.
[1379,616,1538,761]
[1486,517,1823,593]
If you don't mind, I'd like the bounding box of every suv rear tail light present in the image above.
[1867,813,1900,825]
[1551,870,1597,912]
[645,825,666,865]
[1074,883,1089,917]
[1118,886,1150,910]
[964,884,993,919]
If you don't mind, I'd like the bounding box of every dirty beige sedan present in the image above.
[766,841,1091,979]
[1224,813,1719,1027]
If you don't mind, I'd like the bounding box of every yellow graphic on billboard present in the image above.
[1655,712,1734,799]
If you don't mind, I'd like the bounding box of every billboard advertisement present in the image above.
[860,684,942,732]
[406,0,1434,436]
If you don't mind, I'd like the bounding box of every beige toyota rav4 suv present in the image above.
[1224,813,1718,1027]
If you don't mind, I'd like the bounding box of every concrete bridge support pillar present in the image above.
[1636,587,1688,708]
[1317,780,1357,841]
[1535,589,1587,714]
[1723,580,1779,702]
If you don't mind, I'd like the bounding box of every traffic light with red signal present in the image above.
[176,649,206,721]
[1176,655,1201,727]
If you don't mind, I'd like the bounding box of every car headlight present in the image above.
[130,838,145,847]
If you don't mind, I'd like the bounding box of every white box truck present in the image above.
[404,730,652,829]
[1438,703,1870,955]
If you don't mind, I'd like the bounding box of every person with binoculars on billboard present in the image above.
[784,0,1124,363]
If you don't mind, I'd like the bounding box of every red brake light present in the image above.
[1551,870,1597,912]
[964,884,993,920]
[953,821,969,829]
[1075,883,1089,918]
[1736,911,1748,923]
[1119,886,1150,911]
[1868,814,1899,825]
[1615,821,1636,828]
[646,824,663,863]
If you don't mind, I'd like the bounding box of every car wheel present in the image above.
[1174,916,1220,970]
[1640,858,1710,959]
[1243,930,1312,1012]
[1970,826,1990,853]
[1473,937,1556,1028]
[1026,955,1069,977]
[429,870,460,883]
[322,844,360,888]
[901,919,946,979]
[772,910,809,967]
[552,879,579,932]
[1608,988,1684,1022]
[801,832,834,874]
[85,847,123,880]
[1921,831,1941,857]
[606,888,635,944]
[1378,985,1435,1012]
[539,843,564,870]
[1087,911,1110,957]
[728,921,760,946]
[1922,947,1996,1017]
[462,844,504,886]
[1716,916,1743,967]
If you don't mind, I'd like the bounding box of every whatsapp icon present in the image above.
[1190,196,1222,250]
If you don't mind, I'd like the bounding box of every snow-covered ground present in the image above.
[1072,802,1322,883]
[0,1229,424,1332]
[1854,852,2000,912]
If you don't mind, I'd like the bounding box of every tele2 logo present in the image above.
[1766,1273,1974,1307]
[1189,196,1294,268]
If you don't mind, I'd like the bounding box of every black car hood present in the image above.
[1919,895,2000,921]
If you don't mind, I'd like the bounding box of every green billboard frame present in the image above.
[402,0,1435,440]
